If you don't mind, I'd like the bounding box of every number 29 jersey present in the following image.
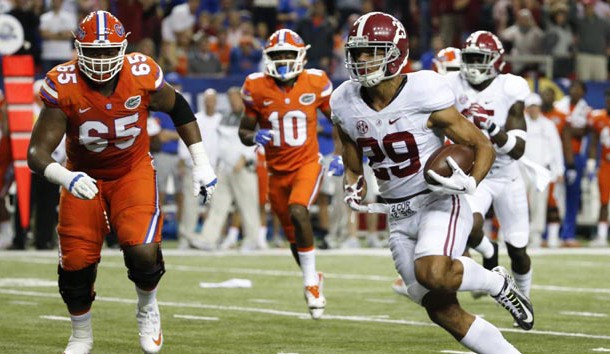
[241,69,332,174]
[40,52,164,180]
[330,71,455,200]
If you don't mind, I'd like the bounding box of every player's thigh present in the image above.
[493,175,529,247]
[464,179,494,217]
[57,190,107,270]
[109,157,163,246]
[289,161,323,207]
[599,163,610,205]
[416,194,473,259]
[268,173,294,237]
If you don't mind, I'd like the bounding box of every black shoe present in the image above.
[491,266,534,330]
[482,241,499,270]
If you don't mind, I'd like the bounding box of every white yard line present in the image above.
[173,314,219,321]
[439,351,474,353]
[40,315,70,321]
[559,311,607,318]
[2,288,610,341]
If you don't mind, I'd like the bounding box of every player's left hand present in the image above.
[328,155,344,176]
[466,104,496,132]
[427,156,477,195]
[192,164,217,204]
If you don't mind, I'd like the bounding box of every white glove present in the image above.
[586,158,597,181]
[344,175,365,211]
[44,162,98,200]
[188,142,218,205]
[192,164,217,204]
[426,156,477,195]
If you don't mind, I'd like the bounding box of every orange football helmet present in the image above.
[74,10,129,83]
[433,47,462,75]
[263,29,310,81]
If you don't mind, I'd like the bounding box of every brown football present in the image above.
[424,144,475,185]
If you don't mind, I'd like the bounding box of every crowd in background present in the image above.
[0,0,609,251]
[1,0,609,80]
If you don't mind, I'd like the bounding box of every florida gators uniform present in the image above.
[241,69,332,242]
[40,53,164,270]
[591,109,610,205]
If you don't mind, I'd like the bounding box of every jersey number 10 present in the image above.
[268,110,307,147]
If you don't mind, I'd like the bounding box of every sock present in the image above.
[136,286,157,308]
[597,222,608,242]
[456,256,504,296]
[227,226,239,242]
[258,226,268,245]
[547,223,560,248]
[70,311,93,339]
[298,249,318,286]
[474,236,495,259]
[513,269,532,298]
[0,221,13,244]
[460,316,520,354]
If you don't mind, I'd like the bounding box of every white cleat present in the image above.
[304,272,326,320]
[391,277,409,297]
[63,335,93,354]
[137,301,163,353]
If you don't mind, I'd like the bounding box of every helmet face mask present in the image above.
[264,29,309,81]
[74,11,129,84]
[460,31,505,85]
[344,12,409,88]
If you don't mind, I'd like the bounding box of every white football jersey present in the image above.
[444,72,530,171]
[331,71,454,200]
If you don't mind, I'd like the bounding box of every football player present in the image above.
[332,12,531,353]
[587,89,610,247]
[444,31,534,304]
[238,29,332,319]
[27,11,217,354]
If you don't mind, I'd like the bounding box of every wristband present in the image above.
[487,123,501,137]
[188,142,211,166]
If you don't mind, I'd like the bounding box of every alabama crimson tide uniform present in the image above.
[445,71,531,248]
[332,70,473,271]
[242,69,332,173]
[40,53,164,269]
[591,109,610,204]
[40,53,164,180]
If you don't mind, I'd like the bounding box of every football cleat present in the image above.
[137,301,163,353]
[304,272,326,320]
[391,277,409,297]
[63,334,93,354]
[482,241,499,270]
[491,266,534,330]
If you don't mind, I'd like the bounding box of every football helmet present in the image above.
[345,12,409,87]
[433,47,462,75]
[74,11,129,83]
[460,31,505,85]
[263,29,310,81]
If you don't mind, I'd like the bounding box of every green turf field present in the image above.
[1,247,609,353]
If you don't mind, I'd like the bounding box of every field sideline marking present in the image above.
[2,288,610,341]
[174,314,219,321]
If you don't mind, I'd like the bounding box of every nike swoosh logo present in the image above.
[79,107,92,114]
[263,100,273,106]
[153,331,162,346]
[519,299,534,324]
[389,118,400,124]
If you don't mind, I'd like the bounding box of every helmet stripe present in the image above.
[356,12,377,37]
[97,11,106,41]
[279,29,286,45]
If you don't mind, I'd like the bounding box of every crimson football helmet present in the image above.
[460,31,505,85]
[433,47,462,75]
[74,11,129,83]
[264,29,310,81]
[345,12,409,87]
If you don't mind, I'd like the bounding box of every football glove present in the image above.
[344,175,365,211]
[44,162,98,200]
[586,158,597,181]
[465,103,499,135]
[192,165,217,205]
[254,129,274,146]
[427,156,476,195]
[328,155,344,176]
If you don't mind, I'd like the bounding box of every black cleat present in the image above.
[491,266,534,330]
[482,241,499,270]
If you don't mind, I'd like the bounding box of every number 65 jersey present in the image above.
[40,52,164,180]
[330,71,455,200]
[241,69,332,174]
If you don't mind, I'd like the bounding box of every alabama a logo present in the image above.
[125,95,142,110]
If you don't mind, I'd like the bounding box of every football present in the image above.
[424,144,475,185]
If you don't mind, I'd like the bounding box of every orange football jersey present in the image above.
[545,108,567,135]
[241,69,332,173]
[590,109,610,162]
[40,52,164,180]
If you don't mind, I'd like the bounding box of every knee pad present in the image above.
[124,248,165,289]
[58,263,97,313]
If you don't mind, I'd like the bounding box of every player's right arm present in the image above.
[238,77,273,147]
[337,124,367,208]
[28,105,99,200]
